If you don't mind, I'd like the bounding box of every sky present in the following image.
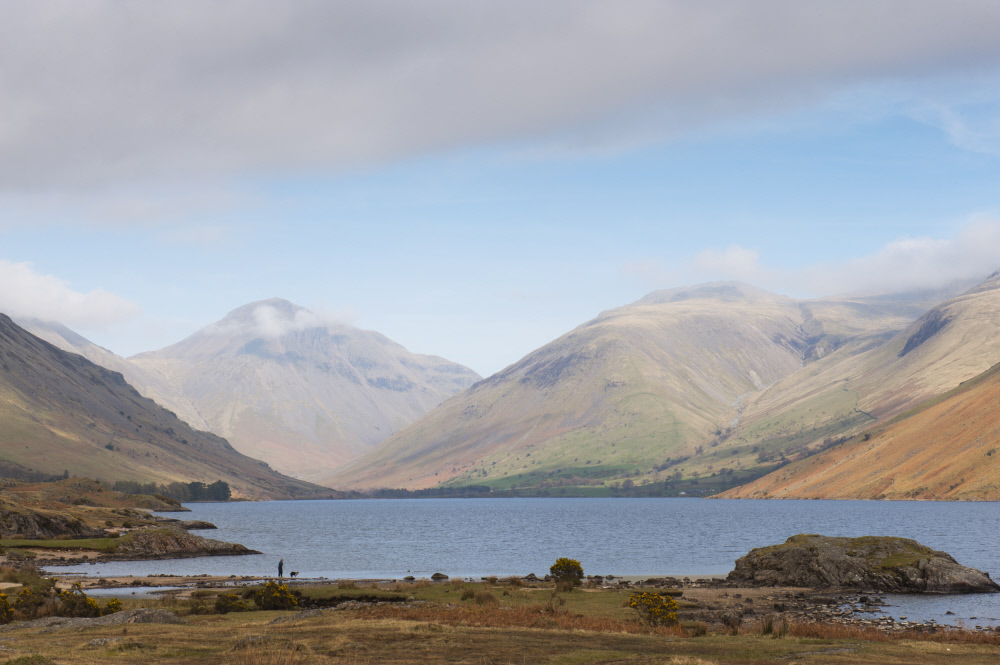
[3,1,1000,377]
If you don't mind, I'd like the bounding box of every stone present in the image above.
[728,534,1000,594]
[430,573,448,581]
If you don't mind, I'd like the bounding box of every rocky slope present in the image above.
[728,534,1000,593]
[0,314,329,499]
[324,282,950,490]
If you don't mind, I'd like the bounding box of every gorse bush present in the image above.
[549,558,584,587]
[628,592,678,626]
[0,593,12,624]
[58,583,101,618]
[104,598,123,614]
[215,594,249,614]
[250,581,299,611]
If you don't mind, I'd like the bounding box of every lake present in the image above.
[49,497,1000,626]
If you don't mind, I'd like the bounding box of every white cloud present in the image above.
[2,1,1000,192]
[0,260,139,328]
[629,217,1000,297]
[251,305,326,338]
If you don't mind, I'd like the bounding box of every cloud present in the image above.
[0,260,139,328]
[2,1,1000,192]
[629,217,1000,297]
[209,302,357,339]
[251,305,327,338]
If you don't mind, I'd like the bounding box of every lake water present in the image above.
[48,498,1000,626]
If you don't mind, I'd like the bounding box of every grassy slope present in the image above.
[720,360,1000,500]
[322,284,926,491]
[0,314,330,500]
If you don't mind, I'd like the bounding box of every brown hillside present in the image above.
[720,361,1000,500]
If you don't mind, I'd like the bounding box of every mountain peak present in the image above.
[636,281,786,306]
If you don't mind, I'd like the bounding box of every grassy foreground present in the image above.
[3,579,1000,664]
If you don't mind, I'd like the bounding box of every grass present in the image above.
[0,536,119,551]
[3,575,1000,664]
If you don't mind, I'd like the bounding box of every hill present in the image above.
[719,358,1000,500]
[321,282,951,490]
[0,313,329,499]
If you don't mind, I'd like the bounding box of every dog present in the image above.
[290,571,299,578]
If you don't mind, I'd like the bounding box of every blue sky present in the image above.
[2,2,1000,376]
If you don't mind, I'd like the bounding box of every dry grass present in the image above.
[366,602,688,636]
[786,620,1000,645]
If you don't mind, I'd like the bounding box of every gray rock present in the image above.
[1,608,186,632]
[430,572,448,581]
[728,534,1000,594]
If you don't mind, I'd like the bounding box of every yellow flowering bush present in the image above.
[250,581,299,611]
[628,591,678,626]
[549,558,584,586]
[104,598,123,614]
[0,593,11,625]
[58,583,102,618]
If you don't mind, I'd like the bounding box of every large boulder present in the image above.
[728,534,1000,594]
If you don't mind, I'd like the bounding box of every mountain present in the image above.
[126,299,480,480]
[723,271,1000,468]
[0,313,327,499]
[321,281,961,490]
[720,358,1000,500]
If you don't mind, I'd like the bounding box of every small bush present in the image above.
[0,592,12,624]
[215,594,248,614]
[460,587,475,601]
[474,590,499,607]
[251,581,299,611]
[503,576,524,588]
[58,583,101,618]
[104,598,123,614]
[683,620,708,636]
[486,576,498,585]
[549,558,583,587]
[628,592,678,626]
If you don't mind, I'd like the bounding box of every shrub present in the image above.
[503,576,524,588]
[627,592,678,626]
[251,581,299,611]
[549,558,584,587]
[104,598,123,614]
[215,594,248,614]
[474,590,499,606]
[0,593,12,624]
[460,587,475,601]
[57,583,101,618]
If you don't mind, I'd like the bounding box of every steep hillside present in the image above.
[322,282,933,490]
[726,271,1000,467]
[721,359,1000,500]
[15,318,209,430]
[128,299,480,480]
[0,314,329,499]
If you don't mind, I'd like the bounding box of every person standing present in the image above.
[278,558,284,579]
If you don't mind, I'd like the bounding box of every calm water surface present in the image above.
[51,498,1000,626]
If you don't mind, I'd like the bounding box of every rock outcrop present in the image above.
[728,534,1000,594]
[107,527,259,560]
[0,500,106,539]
